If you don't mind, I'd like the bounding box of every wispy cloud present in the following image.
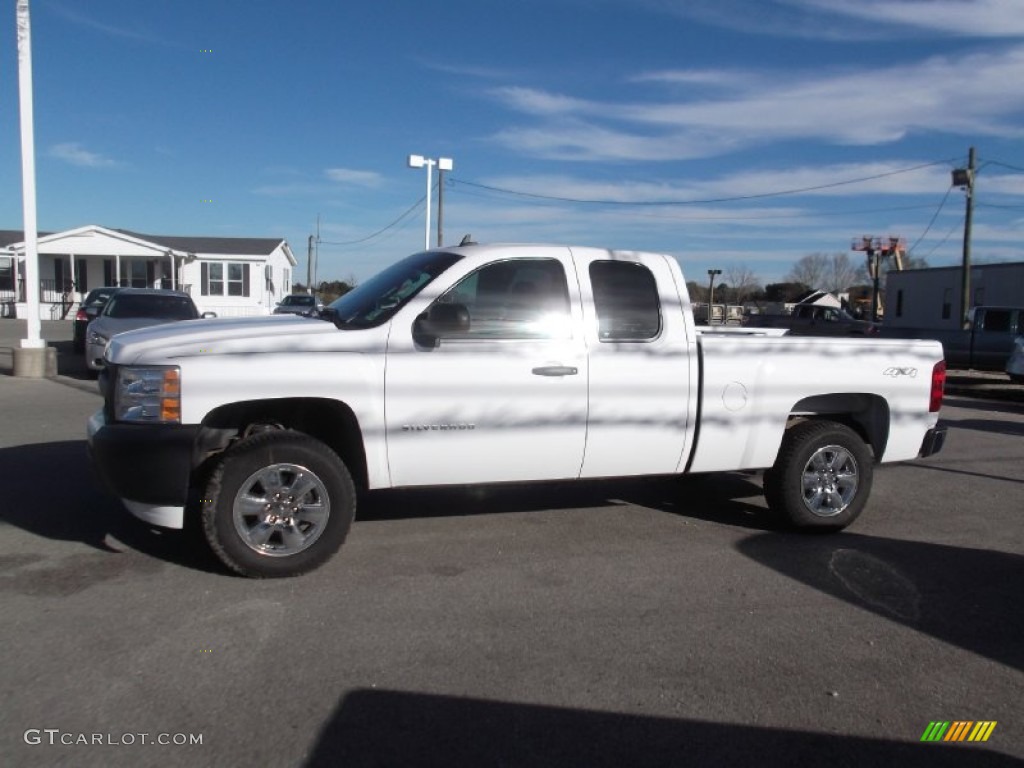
[488,46,1024,161]
[253,168,386,197]
[49,142,117,168]
[324,168,384,187]
[479,160,961,205]
[795,0,1024,37]
[649,0,1024,40]
[48,2,174,46]
[417,58,519,80]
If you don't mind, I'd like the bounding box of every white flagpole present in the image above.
[16,0,43,348]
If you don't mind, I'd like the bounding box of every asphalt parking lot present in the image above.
[1,319,1022,767]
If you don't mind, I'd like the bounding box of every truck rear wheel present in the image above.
[763,420,872,531]
[201,431,355,577]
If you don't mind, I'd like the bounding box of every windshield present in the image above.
[282,295,315,306]
[104,293,198,320]
[326,251,462,328]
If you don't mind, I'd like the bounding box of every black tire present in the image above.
[763,420,873,531]
[201,430,355,577]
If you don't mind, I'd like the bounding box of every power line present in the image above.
[982,159,1024,174]
[318,194,427,247]
[906,185,955,256]
[923,217,966,260]
[452,181,949,221]
[978,201,1024,211]
[448,158,957,207]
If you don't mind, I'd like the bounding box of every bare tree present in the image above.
[786,252,860,293]
[725,263,762,304]
[824,252,860,293]
[785,253,829,290]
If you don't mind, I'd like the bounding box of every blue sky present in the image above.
[2,0,1023,287]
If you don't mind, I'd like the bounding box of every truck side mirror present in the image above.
[413,302,470,347]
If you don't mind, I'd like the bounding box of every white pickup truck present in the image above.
[87,243,947,577]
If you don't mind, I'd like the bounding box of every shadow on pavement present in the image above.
[0,440,223,586]
[359,472,776,531]
[736,532,1024,672]
[0,438,778,580]
[304,688,1017,768]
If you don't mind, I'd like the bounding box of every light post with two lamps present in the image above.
[707,268,722,325]
[407,154,453,249]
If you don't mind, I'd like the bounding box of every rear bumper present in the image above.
[918,425,947,458]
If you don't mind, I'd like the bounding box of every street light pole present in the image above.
[408,154,453,250]
[707,269,721,325]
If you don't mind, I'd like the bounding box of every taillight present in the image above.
[930,360,946,413]
[75,308,88,321]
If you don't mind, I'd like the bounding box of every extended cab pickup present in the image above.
[87,244,947,577]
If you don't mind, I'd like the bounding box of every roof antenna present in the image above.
[459,234,475,246]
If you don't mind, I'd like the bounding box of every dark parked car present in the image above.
[273,294,323,317]
[744,304,877,336]
[73,287,119,353]
[85,288,208,371]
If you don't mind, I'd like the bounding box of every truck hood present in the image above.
[106,315,379,365]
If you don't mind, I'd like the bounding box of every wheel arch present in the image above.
[199,398,369,489]
[786,393,890,462]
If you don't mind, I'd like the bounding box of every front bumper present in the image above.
[85,340,107,371]
[87,410,200,512]
[918,424,947,458]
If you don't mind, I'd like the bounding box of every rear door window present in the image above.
[589,261,661,341]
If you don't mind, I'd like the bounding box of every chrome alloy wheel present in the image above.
[800,444,859,517]
[232,463,330,557]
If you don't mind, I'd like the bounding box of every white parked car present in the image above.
[85,289,208,371]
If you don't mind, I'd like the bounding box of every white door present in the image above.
[385,253,588,487]
[573,250,694,478]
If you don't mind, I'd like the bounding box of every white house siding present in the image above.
[182,244,294,317]
[885,262,1024,329]
[1,226,297,320]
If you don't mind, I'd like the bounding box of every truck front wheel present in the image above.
[201,431,355,577]
[763,420,873,530]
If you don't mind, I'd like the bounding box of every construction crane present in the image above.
[851,236,906,322]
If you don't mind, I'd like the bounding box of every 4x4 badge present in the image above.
[883,367,918,378]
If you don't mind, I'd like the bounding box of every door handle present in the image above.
[532,365,578,377]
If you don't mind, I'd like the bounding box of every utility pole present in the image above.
[954,147,976,328]
[306,234,314,293]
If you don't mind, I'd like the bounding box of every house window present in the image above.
[227,263,245,296]
[129,260,150,288]
[201,262,250,297]
[941,288,952,320]
[0,257,14,292]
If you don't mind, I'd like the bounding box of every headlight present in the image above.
[88,330,109,346]
[114,366,181,423]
